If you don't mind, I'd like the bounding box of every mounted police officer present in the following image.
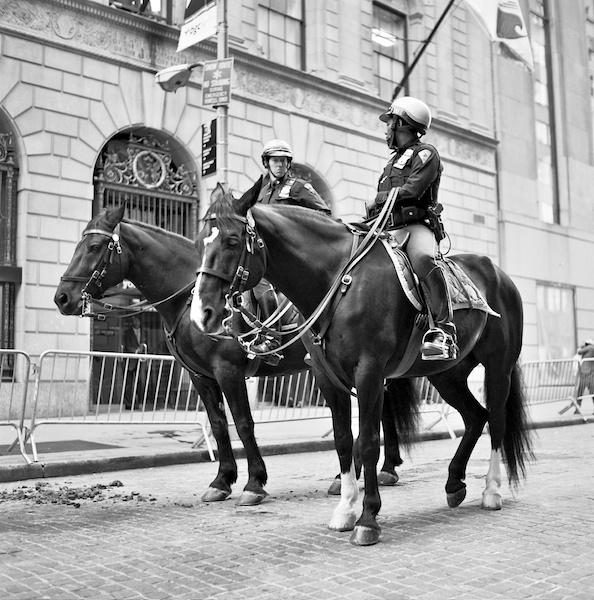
[252,139,331,356]
[368,96,458,361]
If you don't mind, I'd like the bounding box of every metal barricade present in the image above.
[0,349,33,464]
[522,358,587,422]
[29,350,214,462]
[247,370,330,423]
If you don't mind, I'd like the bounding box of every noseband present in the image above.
[60,225,123,318]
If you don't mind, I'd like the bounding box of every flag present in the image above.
[177,1,217,52]
[465,0,534,70]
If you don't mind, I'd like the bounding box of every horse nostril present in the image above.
[202,307,214,330]
[55,292,68,308]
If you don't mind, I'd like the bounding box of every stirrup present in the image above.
[421,327,458,361]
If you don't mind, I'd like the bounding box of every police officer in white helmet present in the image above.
[251,139,331,358]
[369,96,457,361]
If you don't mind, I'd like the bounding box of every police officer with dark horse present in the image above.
[367,96,457,361]
[251,139,331,356]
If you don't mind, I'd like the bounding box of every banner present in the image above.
[464,0,534,70]
[177,1,217,52]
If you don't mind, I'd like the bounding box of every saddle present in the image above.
[380,237,500,318]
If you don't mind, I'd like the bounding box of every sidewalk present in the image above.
[0,397,592,483]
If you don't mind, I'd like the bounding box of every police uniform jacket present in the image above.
[377,139,442,211]
[257,173,331,214]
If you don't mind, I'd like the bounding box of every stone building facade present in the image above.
[0,0,593,370]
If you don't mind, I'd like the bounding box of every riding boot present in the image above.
[419,266,459,361]
[251,288,282,356]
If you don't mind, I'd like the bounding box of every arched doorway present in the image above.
[91,129,199,358]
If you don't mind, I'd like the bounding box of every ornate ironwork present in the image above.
[101,135,195,196]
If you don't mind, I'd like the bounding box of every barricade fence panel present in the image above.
[522,357,590,421]
[0,349,33,463]
[29,350,214,462]
[4,347,588,467]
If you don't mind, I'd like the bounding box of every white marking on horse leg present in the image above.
[328,462,358,531]
[190,227,219,330]
[482,448,503,510]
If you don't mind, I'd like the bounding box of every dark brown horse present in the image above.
[53,206,405,505]
[191,180,534,546]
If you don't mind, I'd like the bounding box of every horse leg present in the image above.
[349,368,385,546]
[429,369,488,508]
[191,375,237,502]
[216,371,268,506]
[480,366,512,510]
[378,390,402,486]
[318,379,358,533]
[327,394,401,495]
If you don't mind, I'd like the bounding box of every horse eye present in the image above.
[226,238,239,248]
[89,243,102,253]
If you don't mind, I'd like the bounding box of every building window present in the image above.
[0,132,19,363]
[530,0,559,224]
[536,283,576,360]
[109,0,171,23]
[257,0,303,70]
[372,4,408,101]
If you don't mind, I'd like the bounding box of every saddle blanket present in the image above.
[380,238,500,317]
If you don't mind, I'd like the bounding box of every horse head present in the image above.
[191,178,265,335]
[54,204,129,315]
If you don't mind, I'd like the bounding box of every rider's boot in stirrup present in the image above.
[420,267,459,361]
[251,288,282,360]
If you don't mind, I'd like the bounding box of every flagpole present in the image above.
[392,0,458,99]
[217,0,229,187]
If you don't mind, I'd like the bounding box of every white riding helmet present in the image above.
[261,139,293,166]
[379,96,432,135]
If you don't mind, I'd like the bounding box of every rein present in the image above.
[203,189,400,375]
[62,223,195,321]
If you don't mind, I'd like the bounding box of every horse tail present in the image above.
[384,378,421,450]
[502,362,536,489]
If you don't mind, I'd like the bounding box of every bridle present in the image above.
[61,223,194,320]
[197,209,266,319]
[60,225,124,319]
[195,191,402,366]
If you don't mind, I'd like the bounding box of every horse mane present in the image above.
[120,217,193,245]
[206,188,244,230]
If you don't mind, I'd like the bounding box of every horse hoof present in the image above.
[328,513,356,532]
[236,490,268,506]
[349,526,380,546]
[446,487,466,508]
[482,493,502,510]
[201,487,231,502]
[378,470,399,486]
[327,479,341,495]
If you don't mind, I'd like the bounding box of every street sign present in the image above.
[202,119,217,178]
[177,1,217,52]
[202,58,233,106]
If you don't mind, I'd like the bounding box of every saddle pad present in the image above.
[379,239,500,317]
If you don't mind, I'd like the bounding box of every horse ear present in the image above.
[104,204,126,230]
[238,175,263,212]
[210,183,227,205]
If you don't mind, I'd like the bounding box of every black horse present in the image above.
[191,180,534,545]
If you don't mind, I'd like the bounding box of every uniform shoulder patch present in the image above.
[304,182,317,194]
[417,149,432,164]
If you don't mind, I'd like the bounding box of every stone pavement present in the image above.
[0,422,592,599]
[0,396,592,483]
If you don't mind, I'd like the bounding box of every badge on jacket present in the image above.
[394,148,414,169]
[417,149,432,164]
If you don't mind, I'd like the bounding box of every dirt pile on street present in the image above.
[0,480,157,507]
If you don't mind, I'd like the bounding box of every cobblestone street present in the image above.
[0,424,592,600]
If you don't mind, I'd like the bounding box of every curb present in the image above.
[0,418,590,483]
